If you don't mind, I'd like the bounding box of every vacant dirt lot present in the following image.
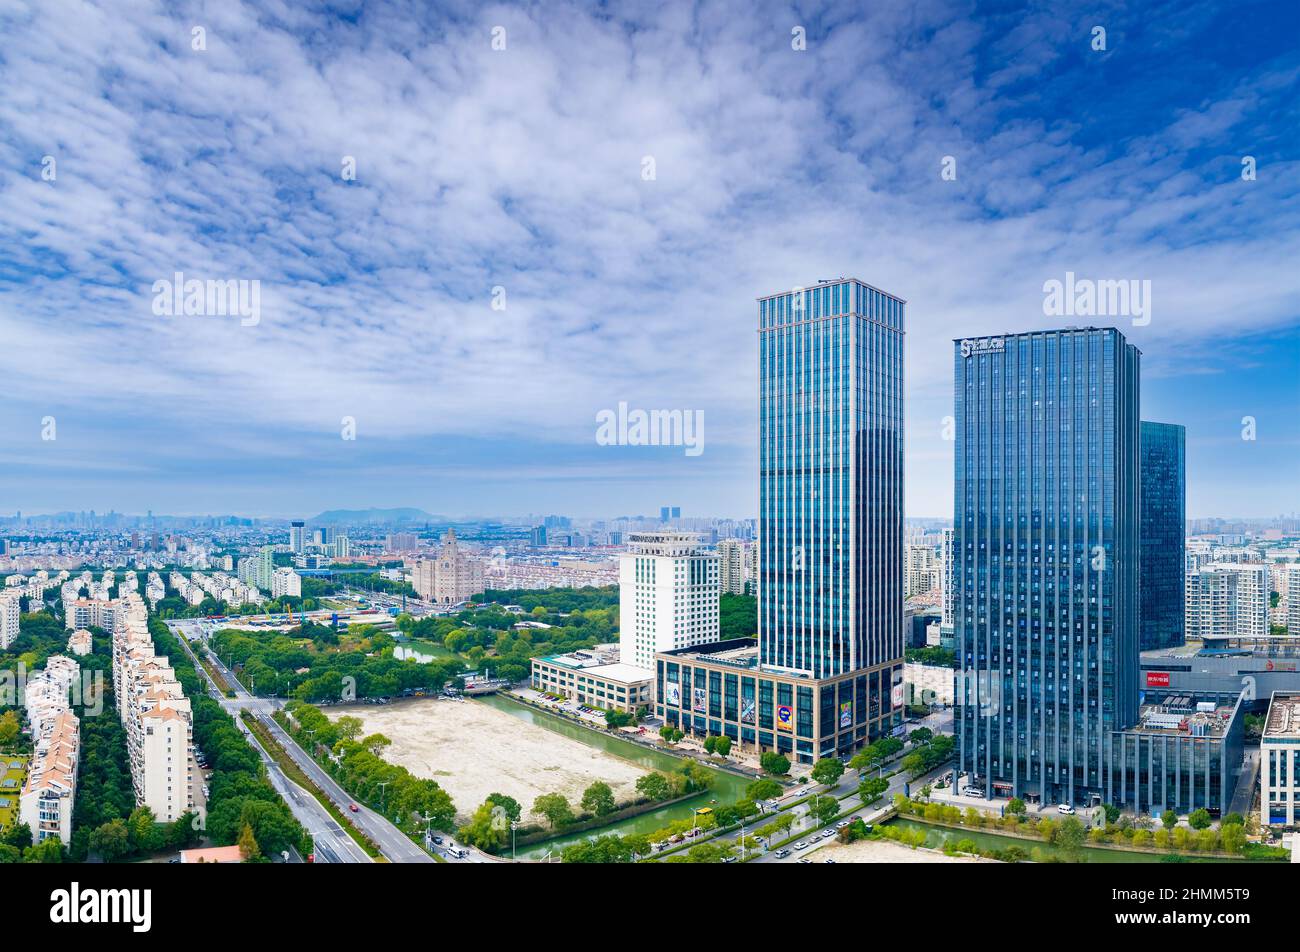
[824,838,997,863]
[327,699,645,821]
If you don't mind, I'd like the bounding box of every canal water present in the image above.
[474,694,752,860]
[884,817,1195,864]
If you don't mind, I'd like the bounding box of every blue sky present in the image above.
[0,0,1297,520]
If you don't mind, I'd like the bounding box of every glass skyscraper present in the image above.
[954,327,1141,806]
[1139,421,1186,651]
[757,279,904,681]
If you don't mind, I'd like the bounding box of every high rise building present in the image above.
[0,589,19,649]
[529,526,547,547]
[905,543,940,597]
[716,538,754,595]
[954,327,1141,805]
[289,521,306,553]
[619,532,719,670]
[410,529,484,605]
[654,278,906,764]
[1139,421,1186,650]
[1186,563,1269,640]
[1289,565,1300,637]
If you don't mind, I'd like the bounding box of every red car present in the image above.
[349,803,359,813]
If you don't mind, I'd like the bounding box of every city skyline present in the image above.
[2,3,1297,519]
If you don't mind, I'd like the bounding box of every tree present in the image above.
[1005,797,1026,816]
[237,822,262,862]
[1188,808,1212,831]
[485,792,522,822]
[909,727,933,746]
[1161,809,1177,830]
[859,776,889,804]
[1101,802,1120,824]
[1220,822,1246,854]
[0,710,19,746]
[811,758,845,787]
[810,794,839,824]
[581,781,617,817]
[760,751,790,776]
[1,822,32,851]
[88,819,131,861]
[637,773,672,801]
[23,837,63,863]
[459,801,510,852]
[713,735,732,757]
[746,778,782,802]
[900,752,925,778]
[1056,816,1086,856]
[533,793,574,829]
[703,736,717,754]
[127,806,162,853]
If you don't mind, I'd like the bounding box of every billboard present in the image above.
[1145,671,1170,687]
[775,704,794,732]
[839,700,852,730]
[740,697,756,724]
[664,683,681,706]
[891,683,904,708]
[693,687,707,712]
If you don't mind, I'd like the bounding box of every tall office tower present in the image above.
[619,532,719,670]
[1289,566,1300,636]
[758,280,904,730]
[716,538,754,595]
[954,327,1141,806]
[529,526,547,547]
[289,521,306,553]
[1185,563,1270,639]
[313,527,335,546]
[1139,421,1186,650]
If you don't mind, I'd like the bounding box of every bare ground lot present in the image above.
[823,838,997,863]
[327,699,646,821]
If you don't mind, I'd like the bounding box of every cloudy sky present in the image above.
[1,0,1297,520]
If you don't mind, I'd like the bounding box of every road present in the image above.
[168,618,442,863]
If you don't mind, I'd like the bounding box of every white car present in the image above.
[1056,803,1075,815]
[793,841,808,850]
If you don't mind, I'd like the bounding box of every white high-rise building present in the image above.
[905,543,940,597]
[0,589,19,649]
[1287,565,1300,637]
[1185,563,1269,640]
[619,532,719,671]
[716,539,754,595]
[272,566,302,598]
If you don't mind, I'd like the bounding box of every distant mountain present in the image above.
[310,507,440,525]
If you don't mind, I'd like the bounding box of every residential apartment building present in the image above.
[0,589,19,649]
[1288,565,1300,637]
[112,593,198,823]
[1139,421,1186,650]
[1186,563,1270,640]
[716,538,754,595]
[272,566,302,598]
[905,543,941,597]
[67,628,93,657]
[619,531,719,670]
[19,708,80,846]
[410,529,485,605]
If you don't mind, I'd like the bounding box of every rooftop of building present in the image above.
[1264,693,1300,740]
[658,638,770,671]
[1131,691,1241,738]
[535,653,651,685]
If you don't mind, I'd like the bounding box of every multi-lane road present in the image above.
[168,618,439,863]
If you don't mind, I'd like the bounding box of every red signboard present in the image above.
[1145,671,1170,687]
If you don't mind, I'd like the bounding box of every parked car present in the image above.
[774,849,791,858]
[794,841,808,850]
[963,788,985,798]
[1057,803,1076,815]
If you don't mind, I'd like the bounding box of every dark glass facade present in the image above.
[757,281,904,680]
[1139,421,1186,650]
[954,327,1141,806]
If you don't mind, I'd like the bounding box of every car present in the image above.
[835,820,849,829]
[798,858,812,864]
[432,836,443,845]
[1057,803,1075,815]
[794,841,808,850]
[824,859,836,864]
[849,815,861,821]
[348,803,359,812]
[722,856,737,863]
[963,788,985,798]
[822,830,836,839]
[774,849,791,858]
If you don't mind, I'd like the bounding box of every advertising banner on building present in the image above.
[665,683,681,706]
[693,687,707,712]
[891,683,904,708]
[839,700,852,729]
[775,704,793,732]
[740,697,756,724]
[1145,671,1170,687]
